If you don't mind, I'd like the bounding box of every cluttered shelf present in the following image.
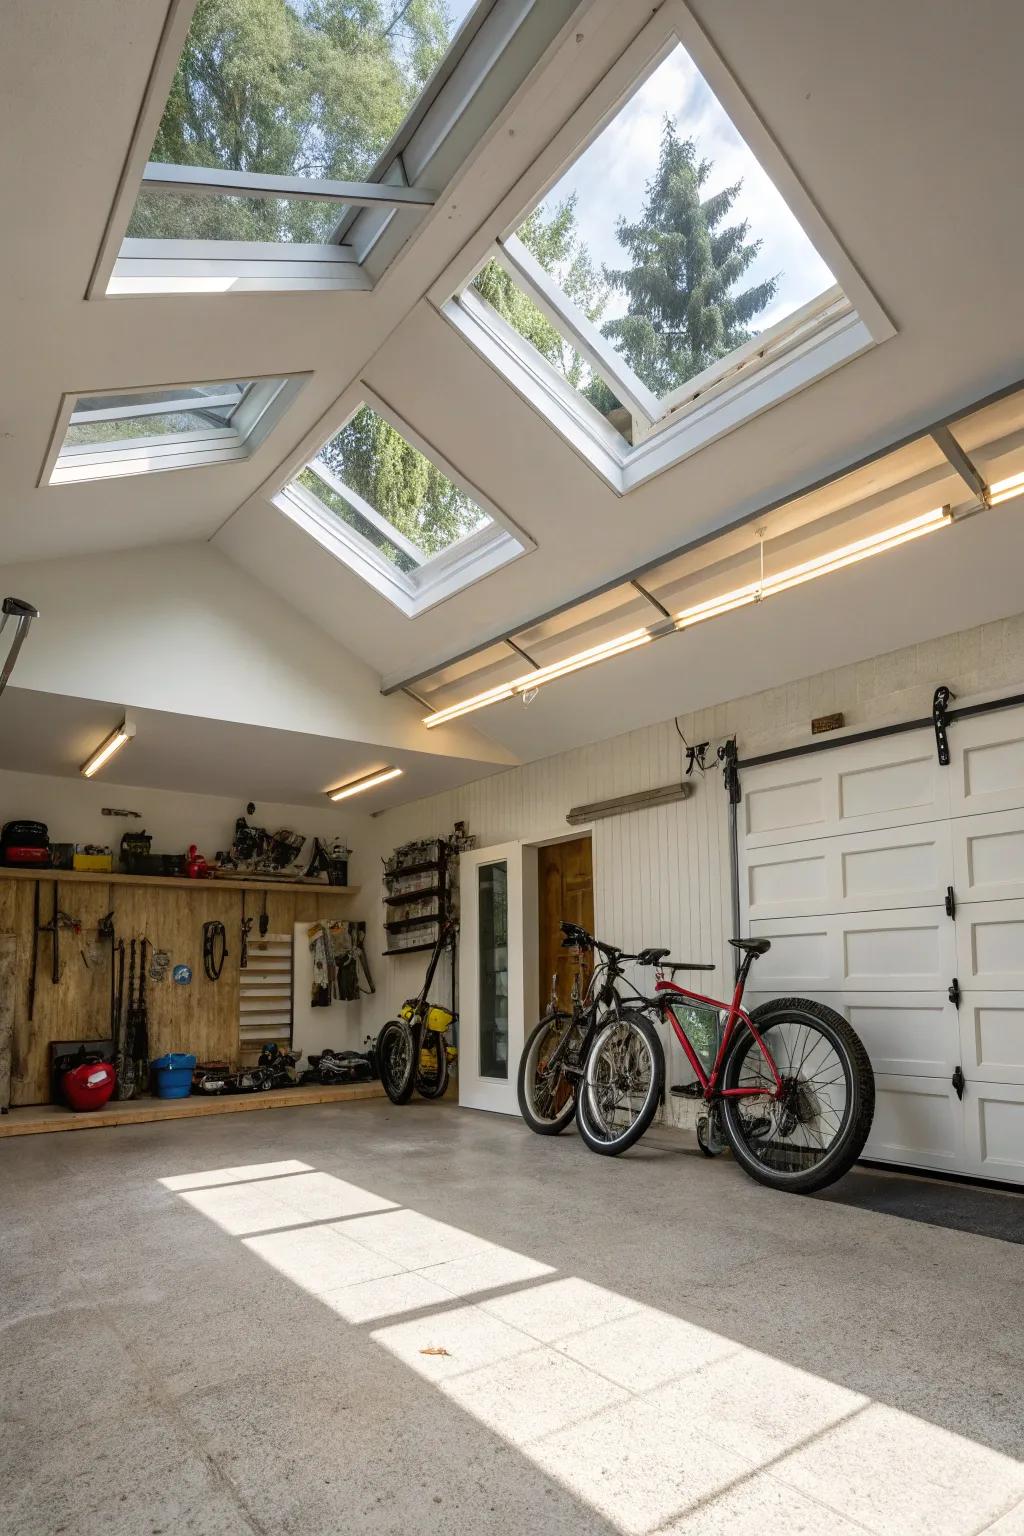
[0,867,360,897]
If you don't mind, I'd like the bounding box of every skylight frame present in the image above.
[434,0,894,493]
[272,389,533,618]
[88,0,568,298]
[42,375,306,486]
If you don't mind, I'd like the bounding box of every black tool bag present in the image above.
[2,820,48,849]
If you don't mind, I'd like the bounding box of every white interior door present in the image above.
[458,841,537,1114]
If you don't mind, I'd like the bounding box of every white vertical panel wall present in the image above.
[367,612,1024,1126]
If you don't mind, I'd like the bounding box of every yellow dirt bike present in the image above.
[376,921,457,1103]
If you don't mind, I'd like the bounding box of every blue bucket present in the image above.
[152,1052,197,1098]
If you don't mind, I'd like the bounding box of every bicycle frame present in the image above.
[653,957,784,1102]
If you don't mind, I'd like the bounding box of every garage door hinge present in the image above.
[951,1065,966,1100]
[933,685,955,765]
[948,976,961,1008]
[945,885,956,920]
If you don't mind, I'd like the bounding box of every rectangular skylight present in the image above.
[444,10,890,492]
[46,377,303,485]
[94,0,577,296]
[275,398,531,616]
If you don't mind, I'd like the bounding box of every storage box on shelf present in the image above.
[382,837,449,957]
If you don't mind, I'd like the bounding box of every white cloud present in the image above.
[536,45,834,332]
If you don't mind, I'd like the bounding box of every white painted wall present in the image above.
[365,611,1024,1123]
[0,543,513,767]
[0,766,371,889]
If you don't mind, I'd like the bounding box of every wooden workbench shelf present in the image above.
[0,1081,385,1136]
[0,867,359,897]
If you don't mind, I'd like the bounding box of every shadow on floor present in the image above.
[813,1165,1024,1244]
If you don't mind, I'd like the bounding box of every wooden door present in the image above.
[538,837,594,1012]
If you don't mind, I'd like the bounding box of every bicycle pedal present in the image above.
[670,1083,705,1099]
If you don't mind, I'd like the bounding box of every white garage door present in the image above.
[739,705,1024,1183]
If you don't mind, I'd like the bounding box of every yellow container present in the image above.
[399,1000,455,1033]
[73,851,113,872]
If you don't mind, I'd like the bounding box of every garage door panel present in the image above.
[745,990,957,1077]
[963,1082,1024,1183]
[745,823,952,921]
[749,911,955,992]
[862,1074,965,1173]
[950,704,1024,815]
[956,899,1024,989]
[742,731,948,850]
[959,994,1024,1084]
[952,807,1024,903]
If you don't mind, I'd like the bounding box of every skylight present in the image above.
[444,14,890,491]
[275,399,531,616]
[93,0,566,296]
[46,377,303,485]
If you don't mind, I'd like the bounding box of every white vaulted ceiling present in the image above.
[2,0,1024,799]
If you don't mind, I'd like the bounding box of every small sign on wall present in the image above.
[811,712,845,735]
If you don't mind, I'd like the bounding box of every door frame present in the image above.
[458,826,594,1115]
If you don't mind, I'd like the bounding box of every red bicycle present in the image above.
[575,935,875,1193]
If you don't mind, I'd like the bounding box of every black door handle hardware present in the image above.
[952,1065,965,1100]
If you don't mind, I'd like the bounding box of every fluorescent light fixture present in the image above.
[422,508,952,729]
[328,766,402,801]
[81,719,136,778]
[987,471,1024,506]
[676,507,950,628]
[423,630,652,728]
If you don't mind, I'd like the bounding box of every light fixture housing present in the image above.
[987,471,1024,506]
[327,766,403,802]
[421,507,951,729]
[81,719,136,778]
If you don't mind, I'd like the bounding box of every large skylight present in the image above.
[46,377,302,485]
[275,400,531,616]
[95,0,558,295]
[446,18,887,491]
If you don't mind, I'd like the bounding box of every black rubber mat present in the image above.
[814,1166,1024,1244]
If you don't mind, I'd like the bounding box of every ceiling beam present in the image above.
[930,425,989,505]
[380,369,1024,697]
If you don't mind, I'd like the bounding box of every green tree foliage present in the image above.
[596,119,778,400]
[312,405,486,561]
[128,0,453,241]
[473,198,608,389]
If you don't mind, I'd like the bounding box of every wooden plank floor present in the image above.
[0,1081,385,1137]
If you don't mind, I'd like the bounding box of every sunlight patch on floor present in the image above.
[163,1160,1024,1536]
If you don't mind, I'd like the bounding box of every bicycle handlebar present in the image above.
[559,922,713,972]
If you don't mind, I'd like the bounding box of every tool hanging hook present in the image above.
[0,597,38,700]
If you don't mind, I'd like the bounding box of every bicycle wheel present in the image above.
[377,1018,417,1105]
[719,998,875,1193]
[575,1010,664,1156]
[517,1012,584,1135]
[416,1030,450,1100]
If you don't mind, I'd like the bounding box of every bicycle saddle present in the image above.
[636,947,671,965]
[729,937,772,955]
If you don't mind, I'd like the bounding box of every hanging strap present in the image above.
[202,920,228,981]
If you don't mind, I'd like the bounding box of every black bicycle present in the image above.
[517,922,664,1135]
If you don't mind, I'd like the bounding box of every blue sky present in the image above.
[530,44,834,337]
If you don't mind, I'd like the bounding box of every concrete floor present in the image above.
[2,1101,1023,1536]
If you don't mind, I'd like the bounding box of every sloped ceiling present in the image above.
[1,0,1023,799]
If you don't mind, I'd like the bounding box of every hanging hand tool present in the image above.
[28,879,40,1021]
[259,890,269,938]
[134,939,149,1094]
[116,939,137,1100]
[202,921,228,981]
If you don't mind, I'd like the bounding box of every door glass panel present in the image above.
[478,862,509,1079]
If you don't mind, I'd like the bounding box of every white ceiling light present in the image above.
[987,471,1024,506]
[81,719,136,778]
[422,508,951,729]
[328,766,403,801]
